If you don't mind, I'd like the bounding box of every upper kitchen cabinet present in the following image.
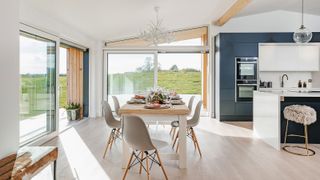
[259,44,320,71]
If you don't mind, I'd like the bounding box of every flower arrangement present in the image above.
[146,87,169,104]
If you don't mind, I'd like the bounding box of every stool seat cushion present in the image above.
[284,105,317,125]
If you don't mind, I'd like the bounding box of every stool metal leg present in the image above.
[304,125,309,156]
[282,121,315,156]
[284,119,289,144]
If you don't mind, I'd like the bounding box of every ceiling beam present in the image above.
[213,0,252,26]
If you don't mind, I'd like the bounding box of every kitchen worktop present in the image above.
[257,88,320,97]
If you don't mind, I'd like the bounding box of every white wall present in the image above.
[214,10,320,34]
[20,2,104,117]
[0,0,20,158]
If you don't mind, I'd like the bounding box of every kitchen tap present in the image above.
[281,74,288,88]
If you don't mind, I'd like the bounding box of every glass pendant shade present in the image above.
[293,0,313,43]
[293,25,313,43]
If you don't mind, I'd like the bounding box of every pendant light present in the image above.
[293,0,312,43]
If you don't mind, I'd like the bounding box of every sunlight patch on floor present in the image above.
[197,118,254,138]
[59,128,111,180]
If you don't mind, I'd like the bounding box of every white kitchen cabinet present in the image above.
[259,44,320,71]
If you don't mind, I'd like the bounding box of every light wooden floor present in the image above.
[34,117,320,180]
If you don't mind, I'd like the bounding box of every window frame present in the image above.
[19,24,61,146]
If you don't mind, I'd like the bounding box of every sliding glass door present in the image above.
[19,32,56,144]
[105,53,156,109]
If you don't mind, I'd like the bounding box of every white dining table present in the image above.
[119,104,190,169]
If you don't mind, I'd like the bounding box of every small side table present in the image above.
[11,146,58,180]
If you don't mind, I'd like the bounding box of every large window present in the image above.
[19,32,56,144]
[104,26,209,110]
[158,53,202,95]
[105,53,155,107]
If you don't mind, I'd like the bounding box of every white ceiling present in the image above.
[21,0,320,41]
[238,0,320,17]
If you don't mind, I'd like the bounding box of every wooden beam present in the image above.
[213,0,251,26]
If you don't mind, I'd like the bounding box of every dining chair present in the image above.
[172,100,202,157]
[102,101,122,158]
[170,95,195,139]
[112,96,121,118]
[122,116,168,180]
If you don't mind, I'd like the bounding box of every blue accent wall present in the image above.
[216,32,320,121]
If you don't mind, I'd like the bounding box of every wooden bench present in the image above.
[1,146,58,180]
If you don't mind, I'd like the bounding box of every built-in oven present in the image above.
[236,83,257,102]
[235,57,258,102]
[236,57,258,81]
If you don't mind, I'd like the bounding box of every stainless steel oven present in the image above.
[236,57,257,81]
[236,83,257,102]
[235,57,258,102]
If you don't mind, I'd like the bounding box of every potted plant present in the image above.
[64,102,80,121]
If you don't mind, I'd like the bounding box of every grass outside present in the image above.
[20,75,67,120]
[108,71,201,95]
[21,71,201,119]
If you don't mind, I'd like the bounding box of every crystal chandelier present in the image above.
[140,6,174,46]
[293,0,312,43]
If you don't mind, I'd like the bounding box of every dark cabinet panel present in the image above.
[233,43,258,57]
[220,89,235,101]
[220,101,235,115]
[280,98,320,143]
[235,103,253,116]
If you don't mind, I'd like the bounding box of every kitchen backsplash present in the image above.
[312,71,320,88]
[259,72,313,88]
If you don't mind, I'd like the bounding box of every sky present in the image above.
[107,53,202,74]
[20,35,202,75]
[20,35,52,75]
[20,35,67,75]
[107,38,203,74]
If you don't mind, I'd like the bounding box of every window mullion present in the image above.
[154,52,158,88]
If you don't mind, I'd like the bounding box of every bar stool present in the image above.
[283,105,316,156]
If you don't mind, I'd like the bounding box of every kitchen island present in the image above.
[253,90,320,150]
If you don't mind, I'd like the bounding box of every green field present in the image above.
[108,71,201,95]
[21,70,200,119]
[20,75,67,119]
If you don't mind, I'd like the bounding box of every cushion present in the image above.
[284,105,317,125]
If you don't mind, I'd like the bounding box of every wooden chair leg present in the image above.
[109,130,116,150]
[172,130,179,149]
[122,152,134,180]
[169,127,173,136]
[155,150,168,180]
[171,128,176,140]
[176,141,179,153]
[189,128,197,150]
[103,130,114,158]
[139,151,144,174]
[191,128,202,157]
[146,152,150,180]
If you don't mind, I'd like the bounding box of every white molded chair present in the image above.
[172,101,203,157]
[112,96,121,118]
[102,101,121,158]
[170,96,195,138]
[122,116,168,180]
